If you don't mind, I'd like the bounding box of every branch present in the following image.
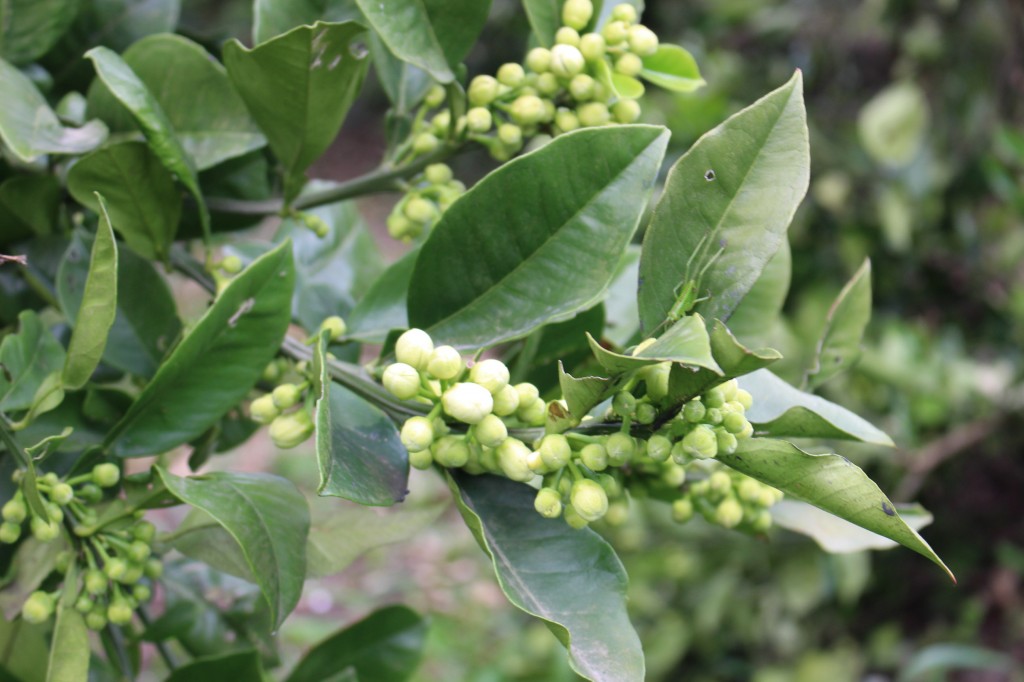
[0,254,27,266]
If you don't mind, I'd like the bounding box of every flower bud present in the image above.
[496,438,534,482]
[93,463,120,488]
[722,412,749,435]
[473,414,508,449]
[424,163,453,185]
[534,487,563,518]
[107,600,134,626]
[597,472,622,498]
[133,584,152,603]
[30,516,59,542]
[396,329,434,371]
[526,449,546,473]
[561,0,593,30]
[605,433,635,466]
[602,20,629,44]
[703,387,726,408]
[104,557,128,581]
[577,101,610,127]
[387,211,417,240]
[550,44,585,78]
[570,479,608,522]
[469,359,510,395]
[468,75,499,106]
[85,569,108,595]
[525,47,552,73]
[627,24,658,56]
[429,435,469,468]
[614,52,643,77]
[409,448,434,470]
[737,478,762,503]
[510,95,545,126]
[127,540,151,563]
[735,388,754,411]
[555,26,581,46]
[671,497,694,523]
[0,522,21,544]
[568,74,596,101]
[496,62,526,87]
[2,498,26,524]
[47,482,73,506]
[536,434,571,470]
[535,72,560,96]
[86,610,107,631]
[579,443,608,471]
[404,197,439,225]
[22,591,54,624]
[662,462,687,486]
[121,563,144,585]
[516,397,547,426]
[269,411,314,449]
[272,383,302,410]
[554,108,580,133]
[716,429,738,455]
[425,345,462,381]
[466,106,493,133]
[319,315,347,341]
[612,99,642,123]
[682,424,718,459]
[442,382,493,424]
[714,498,743,528]
[709,471,732,495]
[497,123,523,148]
[635,403,657,425]
[579,32,606,61]
[646,434,672,462]
[75,594,95,613]
[704,407,723,425]
[424,84,446,108]
[612,390,636,418]
[491,384,520,416]
[401,416,435,452]
[413,132,440,155]
[250,394,280,425]
[144,558,163,579]
[430,110,451,134]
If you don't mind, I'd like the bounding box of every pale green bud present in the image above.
[647,434,672,462]
[737,478,762,503]
[431,435,470,468]
[93,463,120,488]
[401,416,435,452]
[605,432,635,466]
[555,26,581,47]
[431,110,451,134]
[561,0,593,30]
[554,108,580,133]
[85,610,107,631]
[144,558,163,579]
[511,94,546,126]
[387,211,417,240]
[550,44,585,78]
[426,345,462,380]
[716,429,738,455]
[723,412,749,435]
[442,382,494,424]
[425,163,453,185]
[466,106,493,133]
[474,414,508,449]
[736,422,754,439]
[2,498,27,523]
[612,99,642,123]
[270,411,313,449]
[526,449,547,473]
[497,123,523,148]
[107,600,134,626]
[579,443,608,471]
[662,462,686,486]
[682,424,718,459]
[470,359,510,395]
[250,394,280,425]
[496,438,534,482]
[703,387,726,408]
[709,471,732,495]
[751,509,772,533]
[220,255,242,274]
[628,24,658,56]
[395,328,434,370]
[382,363,421,400]
[671,497,694,523]
[614,52,643,77]
[496,62,526,87]
[579,32,606,61]
[714,498,744,528]
[635,403,656,425]
[612,390,636,418]
[85,570,107,595]
[516,397,547,426]
[577,101,610,127]
[404,197,439,224]
[538,434,572,470]
[736,388,753,411]
[602,20,629,44]
[570,479,609,522]
[568,74,596,101]
[492,384,520,416]
[0,522,21,544]
[536,72,560,96]
[272,383,302,409]
[409,448,434,470]
[612,3,638,23]
[468,75,499,106]
[319,315,347,341]
[514,383,541,408]
[526,47,552,73]
[563,503,589,529]
[412,132,439,155]
[534,487,563,518]
[704,407,723,425]
[22,591,55,624]
[424,84,446,108]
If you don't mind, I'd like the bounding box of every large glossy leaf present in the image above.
[158,468,310,629]
[286,606,427,682]
[523,0,559,47]
[352,0,453,83]
[0,58,107,162]
[253,0,359,44]
[45,568,89,682]
[738,369,893,446]
[586,314,720,375]
[86,34,266,171]
[85,46,209,239]
[772,499,934,554]
[66,141,182,261]
[421,0,492,67]
[640,44,705,93]
[409,125,669,350]
[346,247,418,343]
[0,311,65,413]
[164,651,264,682]
[314,336,409,505]
[277,194,384,330]
[558,363,610,421]
[223,21,370,202]
[666,320,781,404]
[726,237,791,346]
[57,231,181,378]
[718,438,953,581]
[62,195,118,391]
[106,241,294,456]
[805,259,872,389]
[638,71,809,331]
[449,472,644,682]
[0,0,77,64]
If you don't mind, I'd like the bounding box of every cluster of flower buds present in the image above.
[249,316,347,448]
[386,162,466,242]
[4,465,163,629]
[673,464,783,533]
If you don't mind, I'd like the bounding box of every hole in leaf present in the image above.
[704,169,716,181]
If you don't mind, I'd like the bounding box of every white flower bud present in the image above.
[395,329,434,370]
[561,0,593,31]
[538,434,572,469]
[272,383,302,409]
[492,384,520,416]
[473,414,508,448]
[496,438,534,482]
[550,44,585,78]
[249,394,280,424]
[382,362,421,400]
[627,25,658,56]
[400,416,435,452]
[570,479,609,522]
[469,359,510,395]
[269,411,313,449]
[525,47,552,73]
[442,382,494,424]
[431,435,470,468]
[426,345,463,380]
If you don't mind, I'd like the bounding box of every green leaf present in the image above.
[638,71,809,331]
[223,21,370,202]
[0,616,49,682]
[725,237,791,347]
[57,231,181,378]
[160,508,256,582]
[106,241,294,456]
[46,568,89,682]
[738,369,893,446]
[62,195,119,391]
[522,0,559,47]
[0,58,107,162]
[314,335,409,505]
[306,498,447,577]
[0,175,62,239]
[286,605,427,682]
[84,46,210,240]
[718,438,953,581]
[165,651,265,682]
[772,499,934,553]
[157,468,310,629]
[858,81,929,169]
[805,259,871,389]
[253,0,360,44]
[586,314,720,375]
[0,0,77,65]
[65,0,181,53]
[421,0,492,67]
[666,320,781,404]
[0,536,68,619]
[346,247,418,343]
[409,125,669,350]
[86,34,266,171]
[352,0,453,83]
[558,362,610,421]
[603,245,642,347]
[640,44,705,93]
[368,32,432,116]
[0,311,66,413]
[448,472,645,682]
[277,194,384,331]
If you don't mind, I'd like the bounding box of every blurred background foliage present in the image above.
[5,0,1023,679]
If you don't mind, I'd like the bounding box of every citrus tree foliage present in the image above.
[0,0,952,679]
